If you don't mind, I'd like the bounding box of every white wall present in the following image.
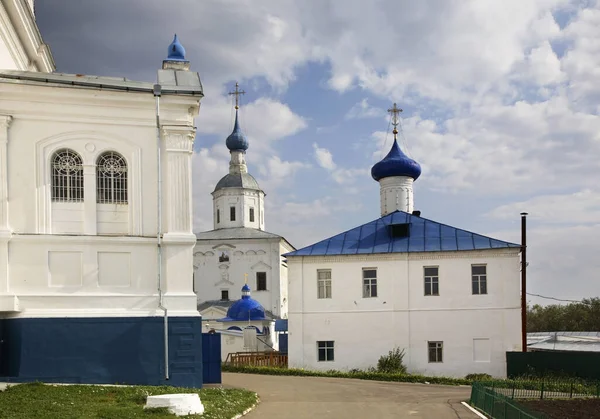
[194,237,289,317]
[0,77,200,318]
[0,0,55,72]
[213,188,265,230]
[287,249,522,378]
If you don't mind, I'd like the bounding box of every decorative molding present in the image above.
[212,243,236,250]
[288,249,520,264]
[251,261,272,270]
[34,131,142,235]
[162,126,195,153]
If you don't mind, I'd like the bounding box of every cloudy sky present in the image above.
[36,0,599,305]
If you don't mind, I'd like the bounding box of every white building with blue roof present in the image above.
[285,104,522,378]
[194,86,295,319]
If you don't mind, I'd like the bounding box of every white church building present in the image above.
[194,89,295,319]
[285,104,523,378]
[0,2,204,387]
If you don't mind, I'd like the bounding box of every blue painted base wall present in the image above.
[0,316,203,388]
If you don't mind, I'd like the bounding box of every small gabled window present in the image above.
[389,223,410,238]
[256,272,267,291]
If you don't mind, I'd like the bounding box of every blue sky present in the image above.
[36,0,600,305]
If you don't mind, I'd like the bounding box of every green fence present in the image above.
[507,351,600,380]
[483,378,600,400]
[470,383,548,419]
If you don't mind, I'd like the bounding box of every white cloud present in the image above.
[345,99,385,120]
[487,190,600,224]
[312,143,336,170]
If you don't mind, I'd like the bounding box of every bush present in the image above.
[465,373,493,381]
[377,347,407,374]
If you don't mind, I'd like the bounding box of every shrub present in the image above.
[377,347,407,374]
[465,373,493,381]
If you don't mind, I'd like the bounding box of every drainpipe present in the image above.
[154,83,169,380]
[521,212,528,353]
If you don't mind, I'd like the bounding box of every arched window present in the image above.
[96,151,128,204]
[51,149,84,202]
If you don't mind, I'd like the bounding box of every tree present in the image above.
[527,297,600,332]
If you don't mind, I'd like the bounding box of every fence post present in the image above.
[540,382,544,400]
[570,382,573,399]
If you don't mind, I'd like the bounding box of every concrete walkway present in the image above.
[222,373,480,419]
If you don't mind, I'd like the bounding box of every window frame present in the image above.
[317,340,335,362]
[317,269,332,299]
[96,151,128,204]
[471,264,488,295]
[221,289,229,300]
[249,207,255,222]
[428,341,443,363]
[51,148,84,202]
[230,206,236,222]
[362,268,378,298]
[217,208,220,224]
[424,266,440,296]
[256,272,267,291]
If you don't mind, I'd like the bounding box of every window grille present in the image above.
[362,269,377,298]
[51,149,84,202]
[96,152,128,204]
[317,341,334,362]
[317,269,332,299]
[428,341,443,363]
[472,265,487,295]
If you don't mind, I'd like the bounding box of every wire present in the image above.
[381,116,392,159]
[526,292,593,305]
[397,116,413,157]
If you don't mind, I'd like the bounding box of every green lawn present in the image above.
[0,382,258,419]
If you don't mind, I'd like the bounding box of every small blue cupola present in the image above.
[167,34,186,61]
[219,284,266,322]
[371,138,422,181]
[225,110,249,152]
[371,102,421,181]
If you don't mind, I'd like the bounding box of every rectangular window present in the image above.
[472,265,487,295]
[217,209,220,224]
[362,268,377,298]
[428,341,443,363]
[230,206,236,221]
[317,269,332,299]
[256,272,267,291]
[249,207,255,222]
[221,289,229,300]
[317,341,334,362]
[424,266,439,296]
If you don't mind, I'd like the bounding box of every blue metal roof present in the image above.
[167,34,186,61]
[283,211,520,257]
[219,284,267,322]
[371,139,421,181]
[226,110,249,151]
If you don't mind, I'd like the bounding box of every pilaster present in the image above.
[0,115,12,232]
[160,124,197,312]
[161,125,195,235]
[83,164,97,234]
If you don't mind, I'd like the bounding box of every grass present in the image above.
[223,364,600,394]
[0,382,258,419]
[222,364,472,386]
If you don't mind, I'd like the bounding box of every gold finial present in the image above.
[387,103,403,138]
[244,273,248,284]
[228,82,246,110]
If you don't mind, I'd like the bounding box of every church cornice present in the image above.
[287,248,520,264]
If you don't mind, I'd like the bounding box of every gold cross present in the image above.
[229,82,246,110]
[387,103,403,136]
[244,273,248,284]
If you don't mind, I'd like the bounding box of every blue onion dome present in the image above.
[225,110,249,151]
[223,284,266,321]
[167,34,186,61]
[371,139,421,181]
